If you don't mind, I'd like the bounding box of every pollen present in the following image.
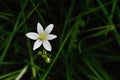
[39,33,46,41]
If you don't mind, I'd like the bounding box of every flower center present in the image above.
[39,33,46,41]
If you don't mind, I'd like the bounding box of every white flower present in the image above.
[26,22,57,51]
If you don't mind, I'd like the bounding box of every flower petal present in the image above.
[45,24,53,34]
[43,40,52,51]
[33,40,42,50]
[37,22,44,34]
[26,32,39,40]
[47,34,57,40]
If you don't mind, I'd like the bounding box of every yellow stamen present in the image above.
[39,33,46,41]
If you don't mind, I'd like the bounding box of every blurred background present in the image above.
[0,0,120,80]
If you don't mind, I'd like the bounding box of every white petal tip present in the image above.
[55,35,57,38]
[25,32,39,40]
[48,49,52,52]
[33,48,36,50]
[51,24,53,26]
[25,33,28,36]
[37,22,40,26]
[43,41,52,51]
[45,47,52,51]
[33,40,42,51]
[33,46,37,50]
[50,24,54,28]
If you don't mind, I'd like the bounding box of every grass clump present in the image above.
[0,0,120,80]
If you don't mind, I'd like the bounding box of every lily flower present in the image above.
[26,22,57,51]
